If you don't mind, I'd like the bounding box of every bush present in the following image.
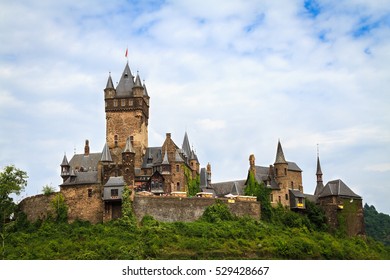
[200,200,236,223]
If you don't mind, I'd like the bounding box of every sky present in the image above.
[1,0,389,214]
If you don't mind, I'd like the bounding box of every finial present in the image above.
[317,143,319,157]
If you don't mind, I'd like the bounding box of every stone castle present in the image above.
[20,61,365,236]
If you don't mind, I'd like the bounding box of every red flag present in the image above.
[125,48,128,58]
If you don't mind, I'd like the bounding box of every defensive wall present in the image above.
[132,196,261,222]
[18,194,261,223]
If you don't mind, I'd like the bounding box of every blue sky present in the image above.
[1,0,390,214]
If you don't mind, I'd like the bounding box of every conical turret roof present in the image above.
[134,71,143,88]
[274,140,287,164]
[100,143,113,162]
[123,137,135,153]
[182,132,191,159]
[105,73,114,89]
[116,62,134,97]
[61,154,69,166]
[162,149,169,165]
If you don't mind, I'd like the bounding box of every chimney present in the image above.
[249,154,256,176]
[166,132,171,139]
[84,139,90,156]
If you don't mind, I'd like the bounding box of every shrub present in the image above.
[200,200,236,223]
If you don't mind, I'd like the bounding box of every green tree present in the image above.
[244,171,272,221]
[0,165,28,259]
[42,184,55,196]
[120,185,137,227]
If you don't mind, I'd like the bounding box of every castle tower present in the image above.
[274,140,288,180]
[104,62,149,169]
[60,154,70,182]
[122,136,136,186]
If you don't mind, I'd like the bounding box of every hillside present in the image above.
[364,204,390,246]
[4,203,390,260]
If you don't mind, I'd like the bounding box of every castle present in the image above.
[20,61,365,236]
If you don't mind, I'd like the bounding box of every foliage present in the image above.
[42,184,55,196]
[120,186,137,228]
[50,193,68,222]
[200,200,236,223]
[184,166,200,197]
[305,199,328,231]
[3,214,390,260]
[0,165,28,259]
[244,171,272,221]
[364,204,390,246]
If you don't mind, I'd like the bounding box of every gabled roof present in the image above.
[318,179,361,199]
[116,62,134,97]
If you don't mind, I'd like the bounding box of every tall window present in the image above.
[113,100,118,107]
[114,135,118,147]
[285,193,288,200]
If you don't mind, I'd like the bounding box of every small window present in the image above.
[129,100,133,106]
[176,182,180,191]
[113,100,118,107]
[176,165,179,172]
[291,181,294,188]
[285,194,288,200]
[88,189,92,198]
[278,196,281,203]
[114,135,118,147]
[284,168,287,175]
[111,189,119,197]
[275,168,278,176]
[121,99,125,106]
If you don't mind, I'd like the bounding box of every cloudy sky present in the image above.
[1,0,389,214]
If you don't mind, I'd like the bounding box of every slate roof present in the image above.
[61,171,99,186]
[318,179,361,199]
[116,62,135,97]
[211,180,246,197]
[142,147,163,168]
[274,140,287,164]
[69,153,101,172]
[104,176,125,187]
[101,143,113,162]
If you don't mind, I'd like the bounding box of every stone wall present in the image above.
[18,193,57,222]
[318,196,365,236]
[60,184,103,224]
[133,196,261,222]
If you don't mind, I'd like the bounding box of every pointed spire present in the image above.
[182,132,191,159]
[162,149,169,165]
[116,62,134,96]
[61,154,69,166]
[123,137,135,153]
[143,81,149,97]
[100,143,113,162]
[105,72,114,89]
[274,140,287,164]
[314,146,324,196]
[134,71,143,88]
